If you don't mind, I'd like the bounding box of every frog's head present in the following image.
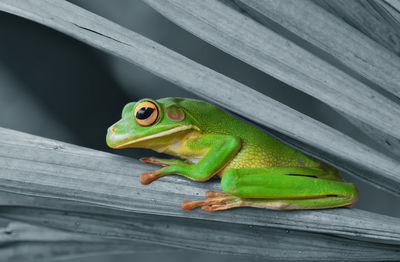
[106,98,198,149]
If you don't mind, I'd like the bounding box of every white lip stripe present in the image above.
[112,125,199,149]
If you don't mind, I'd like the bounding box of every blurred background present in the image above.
[0,0,399,261]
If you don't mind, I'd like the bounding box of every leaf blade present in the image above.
[0,0,399,194]
[0,127,400,246]
[143,0,400,140]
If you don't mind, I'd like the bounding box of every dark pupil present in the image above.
[136,107,154,120]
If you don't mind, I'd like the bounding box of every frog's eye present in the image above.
[134,101,159,126]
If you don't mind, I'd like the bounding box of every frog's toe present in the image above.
[201,201,243,211]
[140,171,156,184]
[140,157,183,167]
[140,157,168,166]
[205,190,230,198]
[140,168,167,184]
[181,200,207,210]
[181,191,242,211]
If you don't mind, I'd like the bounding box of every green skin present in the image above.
[106,97,358,211]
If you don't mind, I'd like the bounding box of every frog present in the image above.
[106,97,358,211]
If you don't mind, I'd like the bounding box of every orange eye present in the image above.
[134,101,159,126]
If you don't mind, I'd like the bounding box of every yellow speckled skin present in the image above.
[107,97,357,211]
[225,140,322,172]
[219,133,341,181]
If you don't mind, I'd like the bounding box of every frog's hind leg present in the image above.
[182,167,358,211]
[220,167,358,210]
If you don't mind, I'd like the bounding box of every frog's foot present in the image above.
[181,190,357,211]
[181,191,244,211]
[140,157,185,167]
[140,167,167,184]
[140,157,185,184]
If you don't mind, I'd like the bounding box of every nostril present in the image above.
[111,126,117,133]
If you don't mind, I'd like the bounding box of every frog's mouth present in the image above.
[107,125,198,149]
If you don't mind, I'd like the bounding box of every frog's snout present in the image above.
[106,125,119,148]
[106,124,134,149]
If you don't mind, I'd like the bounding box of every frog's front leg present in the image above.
[183,167,358,211]
[139,135,241,184]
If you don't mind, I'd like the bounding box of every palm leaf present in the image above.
[1,0,399,194]
[0,207,399,261]
[0,0,399,260]
[0,127,399,260]
[0,220,161,261]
